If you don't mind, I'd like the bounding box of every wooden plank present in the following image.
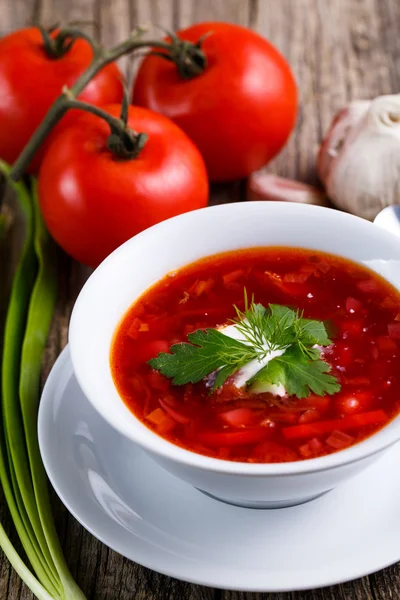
[2,0,400,599]
[254,0,391,183]
[129,0,175,82]
[178,0,252,28]
[98,0,131,76]
[0,0,36,34]
[36,0,96,34]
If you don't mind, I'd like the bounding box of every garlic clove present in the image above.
[317,101,370,183]
[318,95,400,221]
[247,173,330,207]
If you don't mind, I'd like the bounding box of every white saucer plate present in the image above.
[38,347,400,592]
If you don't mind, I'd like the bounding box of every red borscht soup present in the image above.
[111,248,400,463]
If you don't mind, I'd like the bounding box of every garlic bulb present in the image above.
[318,94,400,220]
[247,173,329,207]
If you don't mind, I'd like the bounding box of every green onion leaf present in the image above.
[0,162,86,599]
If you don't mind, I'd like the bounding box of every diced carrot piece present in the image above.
[388,323,400,339]
[357,279,379,293]
[146,407,166,425]
[381,296,398,309]
[223,269,245,285]
[127,317,143,340]
[283,272,310,284]
[264,270,310,296]
[299,443,312,458]
[282,410,388,440]
[139,323,150,332]
[146,408,176,433]
[326,430,354,449]
[345,297,362,313]
[309,437,323,451]
[188,279,214,297]
[316,260,331,273]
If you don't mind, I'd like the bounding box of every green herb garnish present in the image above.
[149,293,341,399]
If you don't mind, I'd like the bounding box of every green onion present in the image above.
[0,162,86,599]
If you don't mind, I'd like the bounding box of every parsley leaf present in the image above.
[148,293,341,398]
[249,345,341,398]
[295,317,331,346]
[148,329,255,388]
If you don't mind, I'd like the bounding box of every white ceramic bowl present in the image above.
[69,202,400,508]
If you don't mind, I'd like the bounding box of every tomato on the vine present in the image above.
[38,104,209,267]
[133,22,298,182]
[0,27,123,171]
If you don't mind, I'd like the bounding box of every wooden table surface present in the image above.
[1,0,400,598]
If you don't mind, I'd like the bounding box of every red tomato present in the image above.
[0,27,122,172]
[133,22,298,182]
[38,104,209,266]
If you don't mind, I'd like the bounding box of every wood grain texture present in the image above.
[1,0,400,598]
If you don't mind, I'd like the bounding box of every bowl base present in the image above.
[197,488,333,509]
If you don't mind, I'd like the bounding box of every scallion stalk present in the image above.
[20,181,86,599]
[0,162,86,599]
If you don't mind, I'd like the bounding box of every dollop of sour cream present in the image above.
[218,322,287,396]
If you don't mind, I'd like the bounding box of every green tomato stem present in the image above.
[63,95,148,159]
[9,26,208,181]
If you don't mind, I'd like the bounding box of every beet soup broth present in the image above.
[111,248,400,463]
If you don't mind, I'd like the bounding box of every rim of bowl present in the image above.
[69,201,400,477]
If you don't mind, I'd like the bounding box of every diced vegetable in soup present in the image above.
[110,248,400,463]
